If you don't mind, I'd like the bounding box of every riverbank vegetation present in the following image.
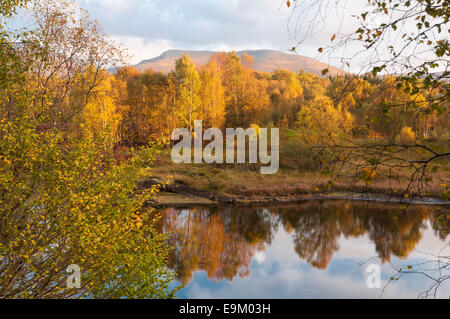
[121,53,448,200]
[150,147,447,203]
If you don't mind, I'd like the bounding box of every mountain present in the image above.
[135,49,346,77]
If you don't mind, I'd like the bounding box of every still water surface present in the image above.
[157,201,450,298]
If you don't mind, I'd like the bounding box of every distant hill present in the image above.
[135,49,347,77]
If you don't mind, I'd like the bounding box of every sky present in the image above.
[179,222,450,299]
[80,0,366,67]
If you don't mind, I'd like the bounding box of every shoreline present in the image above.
[145,180,450,207]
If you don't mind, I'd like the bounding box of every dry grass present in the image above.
[150,149,449,199]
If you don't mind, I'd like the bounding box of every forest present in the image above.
[114,52,448,200]
[101,53,448,148]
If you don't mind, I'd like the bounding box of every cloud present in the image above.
[177,225,450,299]
[179,230,434,299]
[80,0,364,65]
[84,0,290,45]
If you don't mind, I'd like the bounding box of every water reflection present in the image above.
[155,201,450,298]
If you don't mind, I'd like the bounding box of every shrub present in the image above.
[0,116,180,298]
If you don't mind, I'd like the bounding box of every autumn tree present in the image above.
[366,75,427,141]
[175,54,202,132]
[268,69,304,128]
[295,95,353,143]
[70,69,121,147]
[327,76,373,113]
[18,0,126,132]
[218,52,270,127]
[199,60,226,129]
[119,69,172,145]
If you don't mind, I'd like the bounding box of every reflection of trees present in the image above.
[363,205,429,262]
[275,204,341,269]
[429,209,450,241]
[156,207,276,284]
[276,202,437,267]
[156,202,449,284]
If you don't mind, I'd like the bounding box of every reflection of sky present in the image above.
[178,222,450,299]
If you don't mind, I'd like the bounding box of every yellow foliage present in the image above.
[398,126,415,145]
[363,167,377,180]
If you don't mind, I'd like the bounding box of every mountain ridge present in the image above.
[135,49,347,77]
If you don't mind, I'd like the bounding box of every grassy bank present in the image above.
[149,149,449,205]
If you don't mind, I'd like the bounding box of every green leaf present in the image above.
[368,158,377,166]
